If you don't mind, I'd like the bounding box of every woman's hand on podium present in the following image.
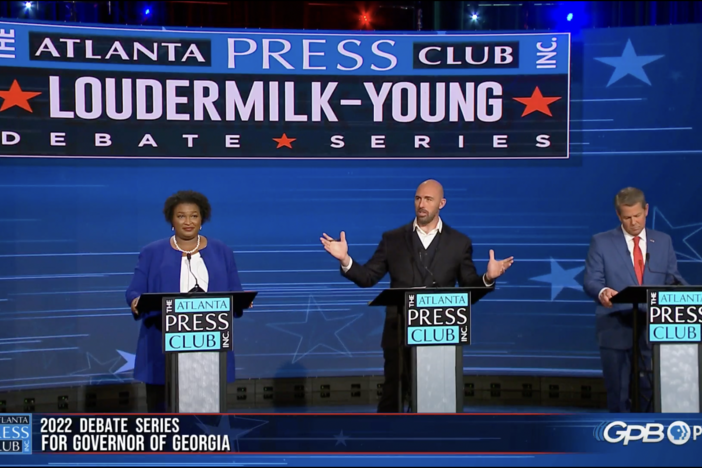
[131,296,140,316]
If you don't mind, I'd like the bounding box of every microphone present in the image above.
[418,250,438,287]
[645,252,683,286]
[186,253,205,293]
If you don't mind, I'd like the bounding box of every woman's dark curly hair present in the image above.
[163,190,212,225]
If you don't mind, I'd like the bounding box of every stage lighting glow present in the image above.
[471,14,478,21]
[567,13,573,21]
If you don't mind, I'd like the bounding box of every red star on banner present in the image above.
[0,80,42,113]
[512,86,561,117]
[273,133,296,149]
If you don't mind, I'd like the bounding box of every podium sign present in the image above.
[647,288,702,413]
[162,296,234,353]
[647,290,702,343]
[405,291,471,346]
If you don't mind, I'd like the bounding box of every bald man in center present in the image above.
[321,179,514,413]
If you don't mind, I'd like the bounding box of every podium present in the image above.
[136,291,257,413]
[370,287,492,413]
[612,285,702,413]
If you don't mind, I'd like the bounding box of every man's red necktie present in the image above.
[633,236,644,285]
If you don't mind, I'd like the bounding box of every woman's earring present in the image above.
[172,226,174,231]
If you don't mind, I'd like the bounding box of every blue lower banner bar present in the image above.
[14,413,701,466]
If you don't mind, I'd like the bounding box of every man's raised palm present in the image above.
[321,231,349,262]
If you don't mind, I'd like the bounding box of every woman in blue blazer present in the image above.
[125,190,244,412]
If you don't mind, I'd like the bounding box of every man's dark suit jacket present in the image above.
[342,221,494,349]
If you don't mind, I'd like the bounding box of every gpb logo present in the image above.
[594,421,698,445]
[668,421,691,446]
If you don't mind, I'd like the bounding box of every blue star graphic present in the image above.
[651,207,702,262]
[68,351,127,385]
[594,38,664,86]
[267,296,362,363]
[334,429,350,446]
[115,350,135,374]
[530,259,585,300]
[196,415,268,452]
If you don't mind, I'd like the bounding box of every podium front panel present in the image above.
[657,344,700,413]
[413,346,462,413]
[177,352,222,413]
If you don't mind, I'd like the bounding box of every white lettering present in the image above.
[371,135,385,148]
[447,47,460,65]
[182,134,199,147]
[330,135,344,148]
[493,135,508,148]
[227,38,257,68]
[225,81,263,121]
[263,39,294,70]
[420,83,445,122]
[161,43,181,62]
[139,134,158,147]
[337,40,363,71]
[449,82,475,122]
[285,82,307,121]
[105,78,132,120]
[364,82,392,122]
[136,79,163,120]
[392,82,416,123]
[85,40,101,59]
[477,81,502,122]
[269,82,279,121]
[49,76,74,118]
[182,44,205,62]
[75,77,102,120]
[166,80,189,121]
[134,42,157,61]
[95,133,112,147]
[415,135,430,148]
[311,82,338,122]
[225,135,241,148]
[59,38,80,58]
[35,38,60,57]
[303,39,326,70]
[418,46,441,65]
[370,40,397,71]
[1,131,19,145]
[105,41,129,61]
[465,46,489,65]
[536,134,551,147]
[495,46,514,65]
[50,132,66,146]
[194,81,221,121]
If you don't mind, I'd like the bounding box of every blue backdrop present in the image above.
[0,23,701,390]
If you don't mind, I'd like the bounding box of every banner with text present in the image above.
[0,21,570,159]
